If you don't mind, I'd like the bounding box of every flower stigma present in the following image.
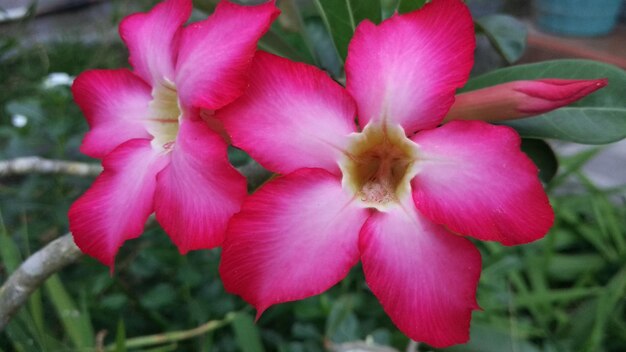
[147,79,181,151]
[339,123,421,211]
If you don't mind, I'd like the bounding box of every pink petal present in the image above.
[68,139,168,269]
[345,0,475,133]
[175,1,279,110]
[72,69,153,159]
[446,78,608,122]
[412,120,554,245]
[154,117,247,253]
[119,0,191,86]
[359,201,481,347]
[219,168,368,316]
[219,52,357,175]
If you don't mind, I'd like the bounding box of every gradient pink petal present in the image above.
[219,169,368,316]
[345,0,475,133]
[119,0,191,86]
[359,201,481,348]
[154,117,247,253]
[446,78,608,122]
[219,52,357,175]
[175,0,279,110]
[72,69,152,159]
[412,120,554,245]
[68,139,168,269]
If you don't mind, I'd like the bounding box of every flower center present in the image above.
[339,123,420,211]
[147,80,181,151]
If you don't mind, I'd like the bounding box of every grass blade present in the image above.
[44,274,95,349]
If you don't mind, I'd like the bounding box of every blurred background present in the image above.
[1,0,625,351]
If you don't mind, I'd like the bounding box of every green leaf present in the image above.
[231,312,264,352]
[397,0,427,14]
[305,18,343,78]
[44,275,95,349]
[314,0,381,61]
[258,28,312,64]
[463,60,626,144]
[444,323,541,352]
[475,14,527,64]
[325,295,359,343]
[271,0,319,66]
[520,139,558,183]
[114,319,127,352]
[504,108,626,144]
[0,214,22,273]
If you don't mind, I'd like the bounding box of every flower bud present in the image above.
[445,78,608,122]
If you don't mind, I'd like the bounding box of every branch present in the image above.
[0,234,81,330]
[0,156,102,177]
[0,157,273,331]
[0,156,273,185]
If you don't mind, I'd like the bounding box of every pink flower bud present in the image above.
[445,78,608,122]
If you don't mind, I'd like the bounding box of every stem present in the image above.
[107,314,236,351]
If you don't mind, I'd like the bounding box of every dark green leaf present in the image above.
[231,313,264,352]
[520,139,558,183]
[475,14,527,64]
[272,0,319,65]
[397,0,427,14]
[258,28,312,64]
[314,0,381,60]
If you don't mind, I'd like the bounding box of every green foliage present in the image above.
[474,14,527,64]
[313,0,381,61]
[396,0,428,14]
[520,139,558,183]
[115,319,128,352]
[506,108,626,144]
[231,313,265,352]
[44,275,95,348]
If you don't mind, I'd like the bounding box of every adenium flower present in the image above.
[215,0,605,347]
[446,78,608,122]
[69,0,279,269]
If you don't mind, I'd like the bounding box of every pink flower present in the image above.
[446,78,608,122]
[217,0,555,347]
[68,0,279,269]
